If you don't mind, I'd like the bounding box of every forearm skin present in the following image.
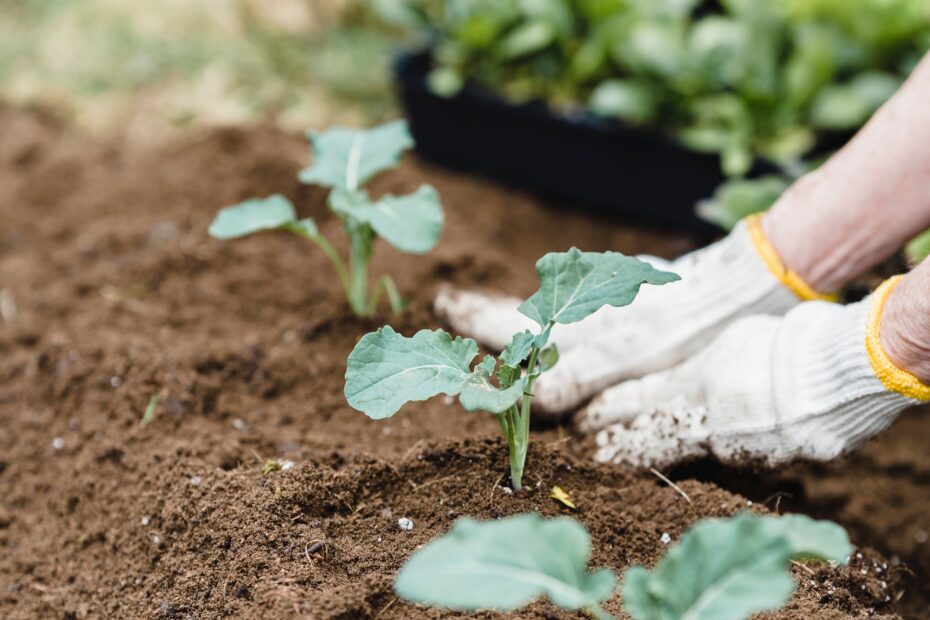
[882,258,930,384]
[763,52,930,294]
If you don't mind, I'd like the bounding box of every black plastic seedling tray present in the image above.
[394,51,741,235]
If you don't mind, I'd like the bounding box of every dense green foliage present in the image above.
[209,120,443,317]
[380,0,930,225]
[345,249,678,489]
[394,512,851,620]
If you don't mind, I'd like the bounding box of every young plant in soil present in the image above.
[208,120,443,317]
[344,249,679,489]
[394,512,852,620]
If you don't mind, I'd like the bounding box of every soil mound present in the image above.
[0,104,925,617]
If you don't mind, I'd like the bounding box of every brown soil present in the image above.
[0,104,925,619]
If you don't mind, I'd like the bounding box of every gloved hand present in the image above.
[583,277,930,468]
[435,216,832,414]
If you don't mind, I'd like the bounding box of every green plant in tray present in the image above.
[344,248,679,490]
[209,120,443,317]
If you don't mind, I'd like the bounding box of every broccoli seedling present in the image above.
[208,120,443,317]
[344,248,679,490]
[393,512,852,620]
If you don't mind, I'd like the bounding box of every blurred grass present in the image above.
[0,0,402,139]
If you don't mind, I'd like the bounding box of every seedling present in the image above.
[344,249,678,489]
[394,512,852,620]
[208,120,443,317]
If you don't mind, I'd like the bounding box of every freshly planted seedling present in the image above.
[395,513,617,618]
[622,512,852,620]
[209,120,443,317]
[344,249,679,489]
[394,512,852,620]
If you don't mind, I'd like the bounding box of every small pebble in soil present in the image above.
[52,437,65,450]
[141,516,150,526]
[398,517,414,531]
[232,418,246,431]
[190,476,202,486]
[110,376,122,388]
[443,395,454,405]
[915,530,928,543]
[279,460,294,471]
[382,426,392,436]
[148,221,180,242]
[660,532,672,545]
[150,533,162,546]
[746,500,753,506]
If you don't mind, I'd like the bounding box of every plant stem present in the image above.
[505,320,557,491]
[286,224,352,298]
[368,274,406,315]
[505,403,522,490]
[496,412,510,439]
[507,345,541,491]
[346,225,374,316]
[309,234,351,295]
[381,274,406,314]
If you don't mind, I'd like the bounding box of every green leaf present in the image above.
[298,120,413,191]
[615,20,689,80]
[518,248,680,327]
[688,16,752,87]
[501,330,535,366]
[331,186,444,254]
[498,20,556,59]
[496,364,522,389]
[395,514,617,612]
[809,72,901,130]
[346,328,524,417]
[589,79,657,124]
[459,355,525,413]
[345,327,478,419]
[539,344,559,371]
[906,228,930,263]
[285,217,319,238]
[773,514,853,561]
[208,195,297,239]
[427,67,465,97]
[697,176,789,229]
[621,513,851,620]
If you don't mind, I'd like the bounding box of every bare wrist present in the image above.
[880,267,930,385]
[761,173,860,294]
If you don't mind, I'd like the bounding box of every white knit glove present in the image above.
[436,216,826,414]
[584,277,930,468]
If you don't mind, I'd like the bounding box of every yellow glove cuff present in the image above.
[745,214,838,303]
[866,276,930,402]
